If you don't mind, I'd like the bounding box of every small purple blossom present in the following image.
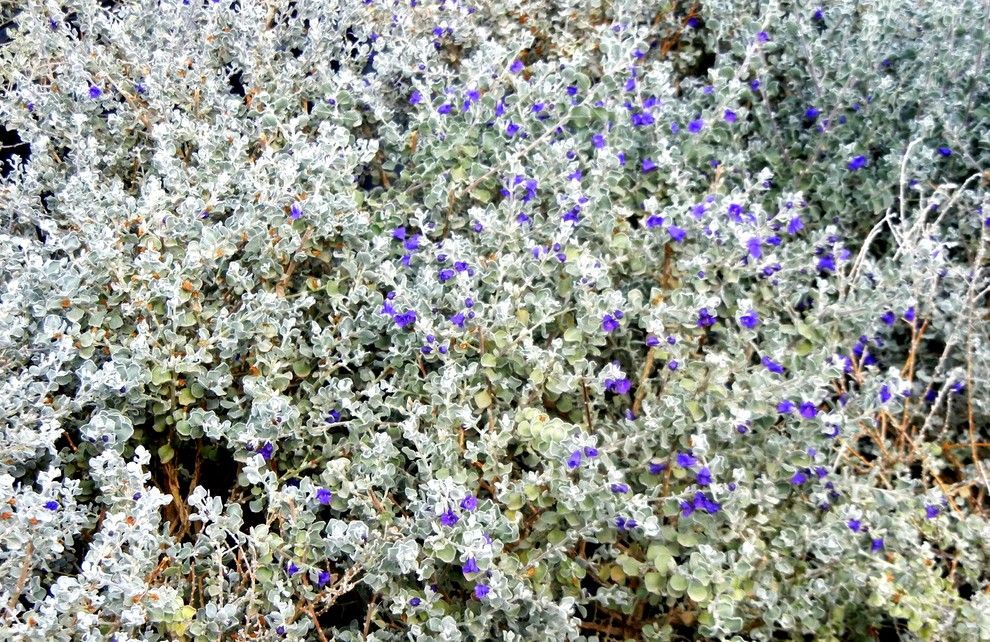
[687,118,704,134]
[567,450,582,469]
[474,583,490,599]
[791,470,808,485]
[762,356,785,374]
[602,314,620,333]
[462,557,479,574]
[439,508,459,527]
[676,452,697,469]
[848,518,862,532]
[88,85,102,99]
[642,158,657,173]
[696,467,712,486]
[738,310,759,329]
[44,500,60,511]
[799,402,818,419]
[316,488,333,505]
[460,494,478,511]
[610,483,630,494]
[724,109,737,123]
[847,155,868,171]
[509,59,524,74]
[257,442,274,461]
[605,378,632,395]
[697,308,717,328]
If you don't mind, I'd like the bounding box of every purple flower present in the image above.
[437,103,453,115]
[676,452,697,469]
[409,90,422,105]
[646,334,660,347]
[727,203,744,222]
[318,570,333,587]
[602,314,620,333]
[605,378,632,395]
[847,518,862,532]
[438,268,455,282]
[880,311,896,326]
[750,79,761,91]
[747,237,763,259]
[799,402,818,419]
[925,504,940,519]
[762,356,785,374]
[473,583,490,599]
[440,508,459,527]
[648,462,667,475]
[290,202,304,220]
[791,470,808,485]
[610,483,630,494]
[847,155,868,171]
[567,450,582,469]
[697,308,717,328]
[756,31,769,43]
[642,158,657,173]
[506,122,519,136]
[937,146,952,157]
[778,399,795,414]
[738,310,759,329]
[668,226,686,242]
[871,537,885,552]
[287,562,299,576]
[316,488,333,505]
[592,133,605,149]
[44,500,59,511]
[787,216,804,234]
[566,85,578,96]
[724,109,737,123]
[668,359,679,371]
[696,467,712,486]
[509,59,524,74]
[904,306,916,322]
[462,557,479,574]
[805,106,820,120]
[394,310,417,328]
[460,494,478,511]
[646,214,664,229]
[89,85,102,99]
[450,312,466,328]
[257,442,274,461]
[403,234,421,251]
[631,112,655,127]
[687,118,704,134]
[392,226,406,240]
[879,385,891,403]
[408,597,421,606]
[584,447,599,458]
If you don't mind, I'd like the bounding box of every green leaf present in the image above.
[688,581,709,603]
[158,444,175,464]
[292,360,312,377]
[669,573,688,592]
[644,571,663,594]
[563,327,582,342]
[474,389,492,409]
[436,544,456,563]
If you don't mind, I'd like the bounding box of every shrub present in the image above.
[1,0,989,640]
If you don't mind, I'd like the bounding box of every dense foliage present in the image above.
[1,0,989,640]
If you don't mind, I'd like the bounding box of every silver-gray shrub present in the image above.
[0,0,988,640]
